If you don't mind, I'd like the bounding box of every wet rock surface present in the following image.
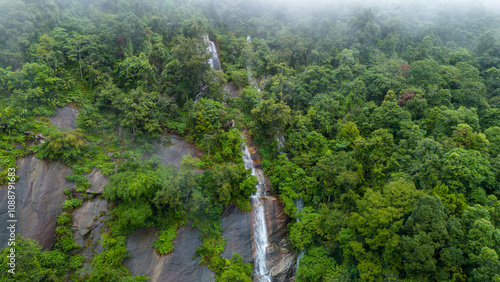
[123,225,215,282]
[0,156,73,249]
[270,252,296,281]
[221,204,253,263]
[263,196,296,282]
[49,105,79,130]
[144,134,202,169]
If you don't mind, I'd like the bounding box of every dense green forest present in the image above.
[1,0,500,281]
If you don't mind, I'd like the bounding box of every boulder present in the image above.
[123,225,215,282]
[49,105,78,130]
[144,134,201,169]
[0,156,73,249]
[223,83,240,98]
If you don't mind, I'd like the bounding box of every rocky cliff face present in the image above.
[73,199,108,248]
[221,204,253,263]
[123,226,216,282]
[85,168,109,194]
[0,105,84,250]
[144,134,202,169]
[263,196,296,282]
[243,137,297,282]
[0,105,296,281]
[220,197,296,282]
[49,105,79,130]
[123,134,218,281]
[0,156,74,249]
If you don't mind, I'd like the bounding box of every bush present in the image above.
[37,128,87,163]
[66,173,88,183]
[62,198,83,211]
[153,221,185,254]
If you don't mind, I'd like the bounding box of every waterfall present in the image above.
[276,135,285,154]
[196,35,221,103]
[294,198,305,275]
[242,140,272,282]
[244,35,272,281]
[204,35,221,71]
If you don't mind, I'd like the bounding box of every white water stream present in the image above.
[196,35,221,102]
[294,198,305,274]
[243,36,272,281]
[242,141,272,282]
[205,35,221,71]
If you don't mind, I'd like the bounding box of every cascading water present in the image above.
[294,198,305,275]
[245,35,271,281]
[276,135,285,154]
[205,35,221,71]
[196,35,221,102]
[242,141,272,282]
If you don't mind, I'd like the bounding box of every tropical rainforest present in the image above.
[1,0,500,281]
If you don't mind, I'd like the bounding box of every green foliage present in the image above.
[54,212,79,253]
[68,255,85,270]
[165,37,211,105]
[65,173,88,184]
[250,99,292,140]
[401,196,450,281]
[447,123,489,152]
[337,121,360,146]
[343,180,426,281]
[37,128,87,163]
[218,254,252,282]
[110,200,153,235]
[297,247,336,282]
[153,221,185,254]
[353,129,396,187]
[197,235,227,273]
[0,236,67,281]
[1,0,500,280]
[485,126,500,156]
[62,198,83,211]
[289,207,321,251]
[441,148,496,201]
[432,184,468,217]
[86,234,135,281]
[201,162,256,211]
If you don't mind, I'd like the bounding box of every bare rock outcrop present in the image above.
[49,105,79,130]
[72,199,108,248]
[221,204,253,263]
[123,225,215,282]
[85,168,109,194]
[263,196,296,282]
[0,156,73,249]
[223,83,240,98]
[144,134,202,169]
